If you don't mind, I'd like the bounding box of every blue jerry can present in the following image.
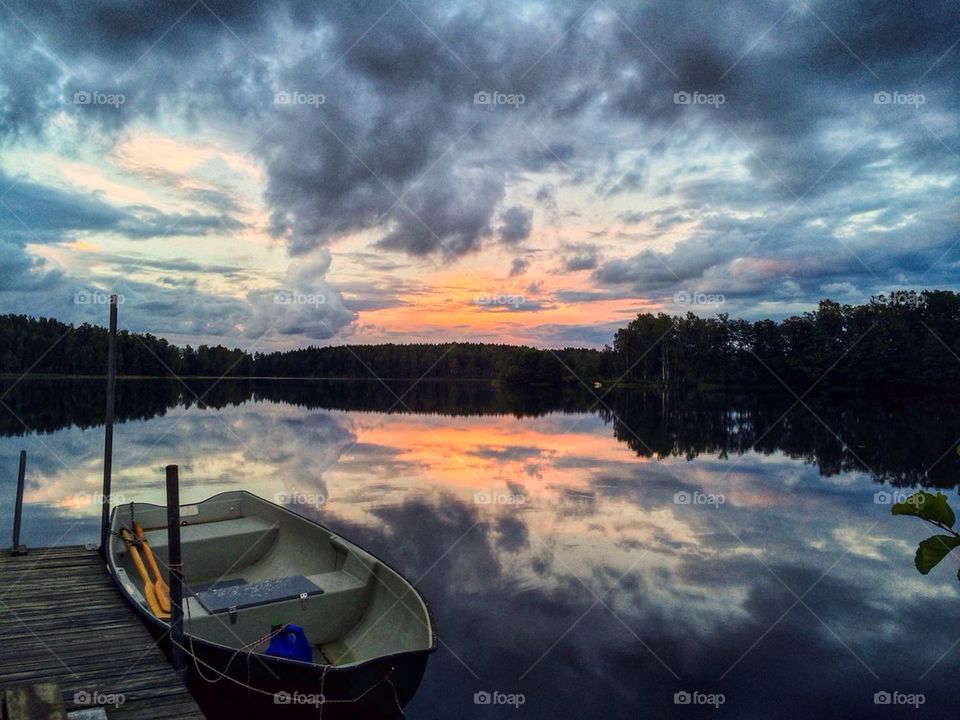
[265,624,312,663]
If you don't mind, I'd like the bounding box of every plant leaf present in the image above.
[892,492,955,528]
[914,534,960,574]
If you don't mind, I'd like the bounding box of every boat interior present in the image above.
[108,492,433,667]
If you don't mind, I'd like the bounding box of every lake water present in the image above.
[1,378,958,718]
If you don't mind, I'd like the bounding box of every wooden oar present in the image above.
[120,528,170,620]
[134,521,171,614]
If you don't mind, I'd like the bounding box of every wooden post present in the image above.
[99,295,118,559]
[2,683,67,718]
[165,464,187,679]
[10,450,27,555]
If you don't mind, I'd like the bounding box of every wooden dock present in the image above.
[0,545,205,719]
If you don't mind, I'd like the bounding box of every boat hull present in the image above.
[134,609,428,719]
[106,491,436,719]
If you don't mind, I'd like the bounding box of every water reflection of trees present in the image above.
[601,390,960,488]
[2,379,957,489]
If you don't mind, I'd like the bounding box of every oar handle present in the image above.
[121,528,169,619]
[121,528,152,586]
[134,522,164,582]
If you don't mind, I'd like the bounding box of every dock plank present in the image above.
[0,546,204,719]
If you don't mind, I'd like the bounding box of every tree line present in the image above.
[0,314,252,378]
[611,290,960,388]
[1,290,958,387]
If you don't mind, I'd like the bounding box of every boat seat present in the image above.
[186,569,368,616]
[193,575,324,614]
[305,569,367,594]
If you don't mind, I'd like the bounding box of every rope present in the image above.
[144,497,408,716]
[386,669,406,719]
[112,524,145,548]
[183,598,285,684]
[169,633,404,709]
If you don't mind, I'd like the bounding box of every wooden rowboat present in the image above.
[107,491,436,718]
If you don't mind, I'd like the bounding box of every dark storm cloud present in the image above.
[0,241,61,292]
[5,1,280,63]
[498,205,532,244]
[375,171,504,256]
[561,242,602,272]
[509,257,530,277]
[0,1,598,262]
[594,230,751,289]
[1,252,355,346]
[534,184,557,209]
[553,288,627,303]
[494,514,529,553]
[0,30,64,141]
[1,0,959,323]
[596,156,649,197]
[519,142,576,172]
[0,170,249,305]
[93,253,246,276]
[0,172,242,243]
[0,172,129,242]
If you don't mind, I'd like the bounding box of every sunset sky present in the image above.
[0,1,957,350]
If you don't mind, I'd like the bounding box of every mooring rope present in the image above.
[183,595,284,684]
[119,502,405,716]
[171,632,402,709]
[386,669,406,719]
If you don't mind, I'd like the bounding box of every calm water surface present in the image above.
[1,379,959,719]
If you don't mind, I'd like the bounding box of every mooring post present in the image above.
[165,464,187,679]
[10,450,27,555]
[99,294,118,559]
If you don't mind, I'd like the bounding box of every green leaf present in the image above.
[915,535,960,574]
[891,494,924,517]
[891,492,955,528]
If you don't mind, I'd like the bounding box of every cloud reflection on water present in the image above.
[0,386,958,717]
